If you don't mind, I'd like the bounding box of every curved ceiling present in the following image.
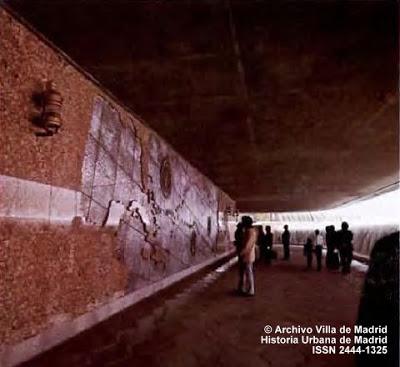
[6,0,399,211]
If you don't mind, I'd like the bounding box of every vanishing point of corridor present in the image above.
[1,1,398,367]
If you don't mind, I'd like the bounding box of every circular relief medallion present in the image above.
[160,157,172,198]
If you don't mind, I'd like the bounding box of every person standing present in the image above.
[282,224,291,260]
[256,225,265,262]
[314,229,325,271]
[240,216,257,296]
[304,238,314,269]
[330,225,340,270]
[325,225,334,268]
[337,221,354,274]
[265,225,274,264]
[234,221,245,293]
[356,232,399,367]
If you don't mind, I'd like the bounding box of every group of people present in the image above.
[327,222,354,273]
[304,222,354,273]
[233,217,355,296]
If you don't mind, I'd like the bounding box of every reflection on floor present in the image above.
[22,247,366,367]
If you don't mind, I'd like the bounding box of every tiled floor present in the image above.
[22,247,365,367]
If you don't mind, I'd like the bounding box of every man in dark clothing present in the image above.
[265,225,274,264]
[330,225,341,270]
[234,222,244,254]
[325,225,334,268]
[326,225,340,269]
[304,238,313,269]
[234,222,245,292]
[337,221,353,274]
[265,226,273,249]
[314,229,324,271]
[282,224,291,260]
[256,225,266,262]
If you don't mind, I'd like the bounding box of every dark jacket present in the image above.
[282,230,290,245]
[265,233,273,248]
[337,229,353,251]
[234,226,244,253]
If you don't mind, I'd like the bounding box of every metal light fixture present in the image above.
[40,81,63,135]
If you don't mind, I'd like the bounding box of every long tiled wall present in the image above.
[81,97,232,291]
[0,6,235,350]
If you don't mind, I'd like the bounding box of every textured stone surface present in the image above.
[20,248,366,367]
[0,218,127,345]
[0,7,235,350]
[1,250,234,367]
[0,8,91,191]
[4,0,398,211]
[81,97,234,292]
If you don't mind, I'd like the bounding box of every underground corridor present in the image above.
[0,1,399,367]
[19,247,369,367]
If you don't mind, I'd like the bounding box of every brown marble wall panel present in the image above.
[0,9,91,191]
[1,7,235,349]
[0,218,127,345]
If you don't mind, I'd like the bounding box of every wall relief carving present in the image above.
[190,230,197,256]
[160,157,172,198]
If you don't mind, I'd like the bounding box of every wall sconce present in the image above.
[39,81,63,136]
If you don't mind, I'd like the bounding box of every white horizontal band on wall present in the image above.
[0,174,84,223]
